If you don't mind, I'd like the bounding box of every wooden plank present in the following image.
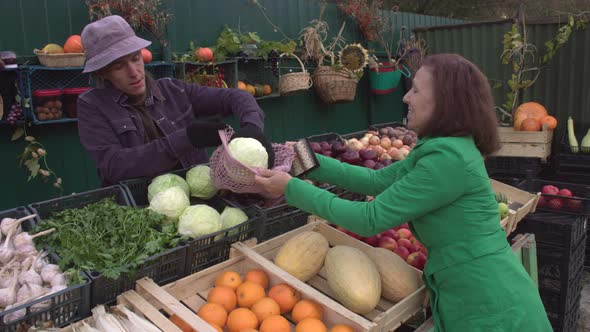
[182,294,207,313]
[136,278,219,332]
[232,242,376,331]
[494,143,551,159]
[497,127,553,143]
[120,291,184,332]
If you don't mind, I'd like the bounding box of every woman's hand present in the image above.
[254,169,293,196]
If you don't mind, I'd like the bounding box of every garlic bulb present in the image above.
[0,214,37,237]
[2,303,26,324]
[14,244,37,261]
[0,272,19,307]
[18,252,42,286]
[41,264,61,284]
[0,228,17,264]
[16,281,44,303]
[12,228,56,249]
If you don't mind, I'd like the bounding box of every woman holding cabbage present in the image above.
[77,15,271,186]
[254,54,551,331]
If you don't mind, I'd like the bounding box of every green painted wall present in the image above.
[0,1,461,210]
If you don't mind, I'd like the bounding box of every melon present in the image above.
[371,248,421,302]
[324,246,381,314]
[274,231,329,282]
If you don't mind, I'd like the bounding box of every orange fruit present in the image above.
[540,115,558,130]
[268,283,301,314]
[251,297,280,322]
[238,81,247,90]
[245,269,269,289]
[236,281,266,308]
[295,318,327,332]
[211,324,223,332]
[292,299,324,323]
[330,325,356,332]
[263,84,272,95]
[141,48,152,64]
[227,308,258,332]
[63,35,84,53]
[169,314,193,332]
[197,303,227,327]
[259,315,290,332]
[215,271,243,290]
[208,286,237,312]
[238,329,259,332]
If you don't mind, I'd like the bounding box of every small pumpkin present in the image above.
[194,47,214,62]
[540,115,558,130]
[141,48,152,64]
[513,102,548,131]
[520,118,541,131]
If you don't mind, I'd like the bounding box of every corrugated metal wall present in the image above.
[0,1,462,210]
[414,19,590,145]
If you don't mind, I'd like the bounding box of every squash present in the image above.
[520,118,541,131]
[324,246,381,314]
[581,129,590,153]
[540,115,558,130]
[568,117,579,153]
[274,231,329,282]
[370,248,421,302]
[513,102,548,131]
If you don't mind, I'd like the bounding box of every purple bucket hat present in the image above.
[81,15,151,73]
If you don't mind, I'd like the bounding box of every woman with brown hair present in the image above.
[255,54,552,331]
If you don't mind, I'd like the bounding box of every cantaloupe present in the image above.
[274,231,329,282]
[371,248,421,302]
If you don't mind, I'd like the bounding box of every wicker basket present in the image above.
[278,53,312,96]
[312,66,358,104]
[34,49,86,68]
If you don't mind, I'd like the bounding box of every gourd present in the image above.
[274,231,329,282]
[495,192,508,204]
[568,117,579,153]
[581,129,590,154]
[324,246,381,314]
[371,248,421,302]
[513,102,548,131]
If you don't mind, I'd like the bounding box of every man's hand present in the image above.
[186,120,227,148]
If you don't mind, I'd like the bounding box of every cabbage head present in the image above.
[228,137,269,168]
[148,186,190,223]
[148,173,189,202]
[178,204,222,238]
[186,165,218,199]
[215,207,249,240]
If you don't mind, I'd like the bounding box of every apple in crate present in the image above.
[407,252,427,270]
[567,199,583,210]
[537,196,547,208]
[397,238,413,251]
[364,235,381,247]
[547,198,563,210]
[378,236,398,251]
[557,188,573,197]
[397,228,413,239]
[394,246,410,260]
[541,185,559,195]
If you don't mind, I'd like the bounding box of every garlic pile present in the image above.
[0,214,68,324]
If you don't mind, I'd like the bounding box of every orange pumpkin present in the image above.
[520,118,542,131]
[63,35,84,53]
[540,115,557,130]
[513,102,548,131]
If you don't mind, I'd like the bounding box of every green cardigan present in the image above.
[285,136,551,331]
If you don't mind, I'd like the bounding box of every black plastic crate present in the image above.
[0,208,91,330]
[28,186,188,307]
[546,293,581,332]
[258,204,310,242]
[183,199,262,275]
[369,121,406,131]
[484,156,542,177]
[89,243,188,306]
[306,132,344,144]
[119,165,213,208]
[521,178,590,216]
[487,173,527,187]
[539,263,583,316]
[515,211,587,249]
[341,130,368,139]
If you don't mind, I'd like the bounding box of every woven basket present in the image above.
[279,53,312,96]
[34,49,86,68]
[312,66,358,104]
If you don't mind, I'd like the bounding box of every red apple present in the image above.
[397,228,413,239]
[406,252,422,269]
[399,223,410,230]
[416,252,427,270]
[378,237,398,251]
[409,236,420,245]
[392,231,401,241]
[380,229,397,238]
[394,246,410,260]
[548,198,563,210]
[567,199,583,210]
[541,185,559,195]
[364,235,381,247]
[397,238,413,250]
[420,245,428,256]
[409,244,420,253]
[557,188,573,197]
[537,196,547,208]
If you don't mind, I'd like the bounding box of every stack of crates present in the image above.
[516,178,589,332]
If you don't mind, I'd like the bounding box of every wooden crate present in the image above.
[243,221,428,332]
[491,179,540,236]
[494,127,553,160]
[104,240,373,331]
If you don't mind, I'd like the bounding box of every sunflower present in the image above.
[338,43,369,73]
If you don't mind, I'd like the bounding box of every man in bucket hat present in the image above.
[77,15,270,186]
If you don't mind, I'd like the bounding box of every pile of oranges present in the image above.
[170,269,356,332]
